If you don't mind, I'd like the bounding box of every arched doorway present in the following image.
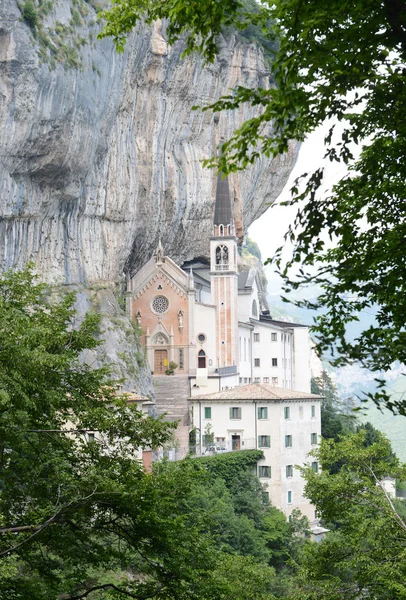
[154,349,168,374]
[198,350,206,368]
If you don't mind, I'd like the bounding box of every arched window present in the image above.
[198,349,206,368]
[252,299,258,317]
[215,245,229,265]
[219,225,224,236]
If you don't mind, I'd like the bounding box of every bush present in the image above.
[22,1,39,29]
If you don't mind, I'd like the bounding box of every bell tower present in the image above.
[210,172,239,370]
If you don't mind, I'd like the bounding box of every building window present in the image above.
[178,348,184,369]
[284,406,290,419]
[286,464,293,478]
[258,435,271,448]
[254,333,260,342]
[151,295,169,314]
[312,461,319,473]
[244,377,248,383]
[87,432,95,443]
[197,333,206,343]
[311,405,316,418]
[272,377,278,385]
[311,433,318,445]
[287,490,292,504]
[215,245,229,267]
[198,350,206,368]
[252,299,258,317]
[299,406,303,418]
[272,358,278,367]
[258,466,271,478]
[258,407,268,420]
[285,435,292,448]
[230,407,242,420]
[271,332,277,341]
[239,377,243,384]
[254,358,260,367]
[204,407,211,419]
[263,377,269,383]
[254,377,261,383]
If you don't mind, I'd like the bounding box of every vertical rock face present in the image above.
[0,0,298,285]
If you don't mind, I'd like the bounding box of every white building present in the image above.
[190,384,322,522]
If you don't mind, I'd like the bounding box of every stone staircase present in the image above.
[153,375,190,456]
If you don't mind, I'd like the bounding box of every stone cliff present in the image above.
[0,0,298,284]
[0,0,298,392]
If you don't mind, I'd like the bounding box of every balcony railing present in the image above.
[215,264,229,271]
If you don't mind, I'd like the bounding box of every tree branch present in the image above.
[366,465,406,534]
[0,489,98,557]
[67,583,164,600]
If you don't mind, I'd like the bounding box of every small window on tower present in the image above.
[252,299,258,317]
[216,245,229,266]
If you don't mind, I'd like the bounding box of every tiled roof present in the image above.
[258,315,308,328]
[191,383,323,401]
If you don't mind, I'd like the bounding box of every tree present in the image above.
[99,0,406,413]
[0,268,177,597]
[294,431,406,599]
[311,371,355,441]
[0,269,282,600]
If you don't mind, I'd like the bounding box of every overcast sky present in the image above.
[248,124,349,295]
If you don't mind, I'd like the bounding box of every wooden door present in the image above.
[154,350,168,374]
[232,435,241,451]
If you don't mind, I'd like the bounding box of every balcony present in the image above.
[217,365,238,375]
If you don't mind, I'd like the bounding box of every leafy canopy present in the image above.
[0,268,296,600]
[296,431,406,599]
[100,0,406,413]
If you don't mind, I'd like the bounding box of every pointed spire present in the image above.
[214,171,233,226]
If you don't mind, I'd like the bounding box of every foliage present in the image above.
[0,268,300,599]
[21,0,39,29]
[0,268,233,599]
[195,449,264,486]
[295,431,406,599]
[100,0,406,414]
[311,371,355,441]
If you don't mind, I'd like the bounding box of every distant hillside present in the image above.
[356,377,406,463]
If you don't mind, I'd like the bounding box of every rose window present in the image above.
[152,295,169,314]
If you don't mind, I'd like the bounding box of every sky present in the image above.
[248,124,349,296]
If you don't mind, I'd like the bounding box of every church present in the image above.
[125,173,322,523]
[126,171,312,396]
